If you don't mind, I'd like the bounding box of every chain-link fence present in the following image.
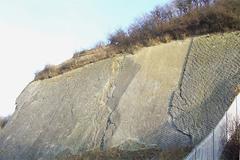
[185,94,240,160]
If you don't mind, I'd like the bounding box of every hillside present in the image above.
[0,31,239,160]
[34,0,240,81]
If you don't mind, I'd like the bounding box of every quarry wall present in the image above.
[0,32,239,160]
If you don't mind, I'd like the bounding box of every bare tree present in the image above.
[192,0,200,8]
[221,120,240,160]
[108,29,129,46]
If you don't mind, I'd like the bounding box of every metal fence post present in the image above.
[212,130,214,160]
[184,94,240,160]
[194,148,196,160]
[226,112,228,142]
[237,96,240,160]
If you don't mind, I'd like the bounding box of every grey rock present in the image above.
[170,32,240,144]
[0,32,239,160]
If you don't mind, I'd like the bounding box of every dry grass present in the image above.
[57,147,192,160]
[234,84,240,95]
[34,0,240,81]
[34,46,118,81]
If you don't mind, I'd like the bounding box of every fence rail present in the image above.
[185,94,240,160]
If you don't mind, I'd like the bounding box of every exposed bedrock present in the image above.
[170,32,240,144]
[0,32,239,160]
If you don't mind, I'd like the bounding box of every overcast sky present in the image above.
[0,0,169,116]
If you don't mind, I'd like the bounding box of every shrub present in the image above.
[221,122,240,160]
[34,46,118,81]
[34,0,240,81]
[0,116,10,129]
[35,65,60,80]
[108,0,240,48]
[108,29,130,48]
[72,50,87,58]
[234,84,240,94]
[160,33,173,43]
[94,41,106,49]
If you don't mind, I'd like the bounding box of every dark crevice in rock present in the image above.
[168,38,194,145]
[70,106,74,118]
[168,92,193,145]
[100,109,117,150]
[169,32,240,145]
[100,57,141,150]
[99,57,123,150]
[178,37,194,106]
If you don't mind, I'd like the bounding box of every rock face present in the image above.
[170,32,240,144]
[0,32,239,160]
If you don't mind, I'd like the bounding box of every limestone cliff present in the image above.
[0,32,239,160]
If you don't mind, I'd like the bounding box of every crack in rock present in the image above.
[168,92,193,145]
[100,110,116,150]
[168,38,194,144]
[99,57,122,150]
[169,32,240,145]
[99,56,141,150]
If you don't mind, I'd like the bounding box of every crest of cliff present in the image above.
[0,0,240,159]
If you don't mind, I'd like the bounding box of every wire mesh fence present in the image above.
[185,94,239,160]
